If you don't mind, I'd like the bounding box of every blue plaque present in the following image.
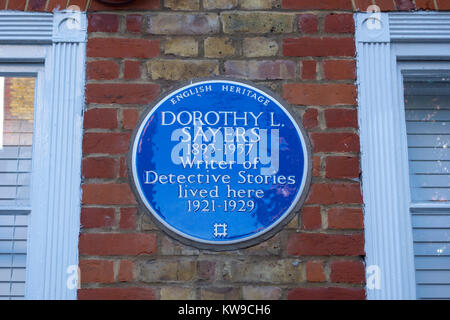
[129,79,311,250]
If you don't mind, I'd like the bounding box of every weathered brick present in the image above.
[301,60,317,80]
[283,83,357,106]
[87,38,160,58]
[323,60,356,80]
[164,37,198,57]
[161,287,196,300]
[28,0,46,11]
[82,157,118,179]
[86,61,119,80]
[302,108,318,129]
[328,208,364,230]
[120,157,128,178]
[88,14,119,33]
[241,0,274,9]
[203,0,238,9]
[80,207,115,229]
[312,156,321,177]
[138,260,196,282]
[160,235,200,255]
[306,183,363,205]
[298,14,318,34]
[126,15,143,33]
[8,0,26,10]
[82,183,137,205]
[395,0,415,10]
[204,37,236,58]
[122,109,140,130]
[86,83,160,104]
[224,60,295,80]
[324,109,358,128]
[309,132,360,153]
[282,0,353,9]
[165,0,199,10]
[242,286,282,300]
[306,261,326,282]
[354,0,372,11]
[223,259,302,283]
[243,37,278,57]
[201,287,240,300]
[120,207,137,230]
[47,0,67,11]
[221,12,295,34]
[146,13,219,34]
[123,60,141,80]
[79,260,114,284]
[83,108,118,129]
[287,233,365,256]
[415,0,436,9]
[324,13,355,33]
[197,260,216,281]
[325,156,360,179]
[330,260,365,284]
[287,287,365,300]
[147,59,219,80]
[376,0,396,10]
[242,235,281,256]
[78,287,156,300]
[283,37,355,57]
[118,260,134,282]
[88,0,160,11]
[79,233,157,256]
[301,206,321,230]
[82,132,131,154]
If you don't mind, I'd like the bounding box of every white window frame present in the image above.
[0,11,86,299]
[355,12,450,299]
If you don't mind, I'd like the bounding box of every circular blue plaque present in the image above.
[129,79,311,250]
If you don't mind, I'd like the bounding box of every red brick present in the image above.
[87,38,160,58]
[80,207,115,229]
[88,0,160,11]
[312,156,321,177]
[282,0,353,9]
[437,0,450,9]
[88,14,119,32]
[79,260,114,284]
[123,60,141,79]
[354,0,372,11]
[120,207,137,230]
[28,0,46,11]
[375,0,396,11]
[287,233,365,256]
[301,206,321,230]
[86,60,119,80]
[298,14,318,34]
[283,83,357,106]
[330,260,365,284]
[324,14,355,33]
[8,0,26,10]
[126,15,143,33]
[415,0,436,9]
[120,157,128,178]
[83,132,130,154]
[69,0,89,11]
[83,108,118,129]
[310,132,360,153]
[328,207,364,230]
[118,260,134,282]
[306,261,326,282]
[325,156,360,179]
[82,157,118,179]
[79,233,157,256]
[395,0,415,10]
[78,287,156,300]
[324,109,358,128]
[0,0,6,10]
[302,108,318,129]
[323,60,356,80]
[82,183,136,205]
[122,109,140,130]
[86,83,160,104]
[287,287,365,300]
[306,183,362,205]
[47,0,67,11]
[301,60,317,80]
[283,37,355,57]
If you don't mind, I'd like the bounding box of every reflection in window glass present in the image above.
[0,77,35,300]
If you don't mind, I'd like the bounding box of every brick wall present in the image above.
[5,0,445,300]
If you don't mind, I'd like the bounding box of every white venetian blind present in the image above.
[0,76,35,300]
[404,78,450,300]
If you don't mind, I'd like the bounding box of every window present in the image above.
[0,11,86,299]
[356,12,450,299]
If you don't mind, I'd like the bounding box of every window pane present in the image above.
[0,76,34,300]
